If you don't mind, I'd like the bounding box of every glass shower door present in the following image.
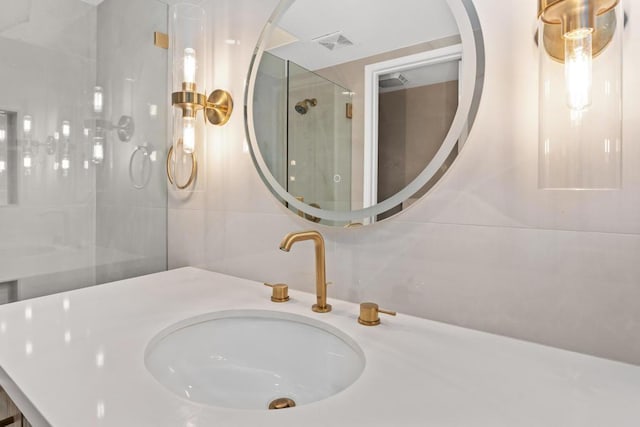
[0,0,168,303]
[287,61,352,223]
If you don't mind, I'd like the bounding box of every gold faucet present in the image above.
[279,230,331,313]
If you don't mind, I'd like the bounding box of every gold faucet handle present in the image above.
[264,283,290,303]
[358,302,396,326]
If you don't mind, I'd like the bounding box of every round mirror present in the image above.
[246,0,484,226]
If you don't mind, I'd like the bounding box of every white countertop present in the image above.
[0,267,639,426]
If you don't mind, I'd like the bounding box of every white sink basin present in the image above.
[145,310,365,410]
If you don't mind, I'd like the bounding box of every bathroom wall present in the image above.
[168,0,640,365]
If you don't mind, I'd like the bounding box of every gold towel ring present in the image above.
[166,141,197,190]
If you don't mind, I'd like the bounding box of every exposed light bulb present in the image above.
[83,128,90,137]
[61,156,70,170]
[0,160,6,173]
[564,29,593,111]
[92,137,104,164]
[23,151,32,169]
[93,86,104,114]
[54,131,60,142]
[53,161,59,171]
[0,112,6,143]
[62,121,71,138]
[183,48,197,85]
[83,160,89,170]
[23,115,32,136]
[182,116,196,154]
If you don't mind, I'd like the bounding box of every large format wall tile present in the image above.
[168,0,640,364]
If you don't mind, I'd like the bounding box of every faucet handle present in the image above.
[264,283,290,303]
[358,302,396,326]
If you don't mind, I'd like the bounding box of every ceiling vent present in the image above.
[312,31,353,51]
[379,73,409,88]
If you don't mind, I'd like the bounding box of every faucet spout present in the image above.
[279,230,331,313]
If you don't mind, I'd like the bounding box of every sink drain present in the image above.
[268,397,296,410]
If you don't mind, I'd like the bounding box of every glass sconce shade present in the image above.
[61,153,70,170]
[92,136,105,164]
[93,86,104,114]
[170,5,206,93]
[538,1,622,189]
[23,148,32,169]
[0,112,7,143]
[23,115,33,138]
[1,113,8,175]
[170,3,207,161]
[62,121,71,139]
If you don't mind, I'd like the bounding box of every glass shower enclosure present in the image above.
[254,52,352,225]
[0,0,168,304]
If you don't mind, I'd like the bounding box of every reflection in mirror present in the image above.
[0,111,18,206]
[248,0,484,226]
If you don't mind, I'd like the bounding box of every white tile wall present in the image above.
[168,0,640,365]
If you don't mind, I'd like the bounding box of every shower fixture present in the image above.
[294,98,317,115]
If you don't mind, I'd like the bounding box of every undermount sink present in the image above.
[144,310,365,410]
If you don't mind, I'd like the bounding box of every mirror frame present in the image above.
[244,0,485,224]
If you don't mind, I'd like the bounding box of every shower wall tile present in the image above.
[168,0,640,364]
[168,208,206,270]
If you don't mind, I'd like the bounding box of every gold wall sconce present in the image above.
[166,4,233,190]
[537,0,623,189]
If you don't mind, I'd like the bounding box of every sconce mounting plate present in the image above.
[205,89,233,126]
[117,116,135,142]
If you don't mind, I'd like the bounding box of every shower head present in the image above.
[294,98,317,115]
